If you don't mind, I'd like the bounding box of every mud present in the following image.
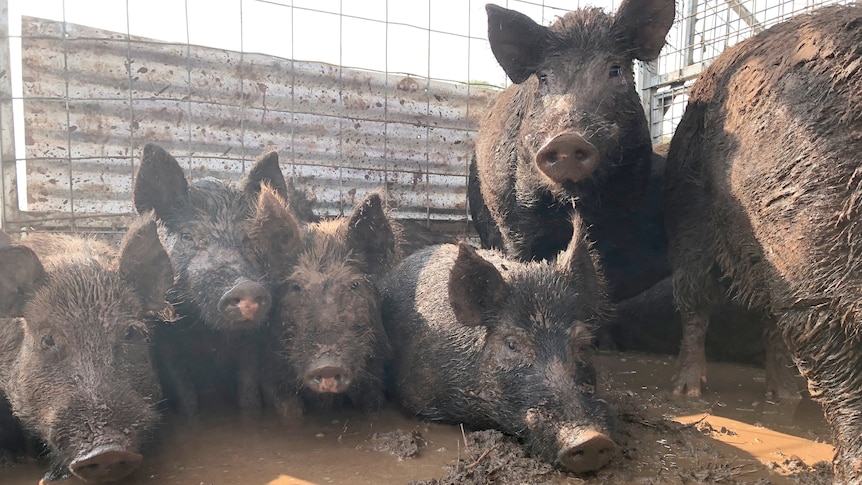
[0,352,832,484]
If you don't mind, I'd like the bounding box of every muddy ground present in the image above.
[0,351,833,485]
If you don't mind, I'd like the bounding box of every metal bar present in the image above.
[683,0,701,67]
[725,0,764,34]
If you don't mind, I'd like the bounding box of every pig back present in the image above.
[381,244,487,417]
[19,233,116,271]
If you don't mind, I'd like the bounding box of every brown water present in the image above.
[0,351,833,485]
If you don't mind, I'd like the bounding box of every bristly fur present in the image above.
[263,193,398,416]
[470,1,674,305]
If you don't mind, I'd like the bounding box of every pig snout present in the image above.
[535,133,599,184]
[218,280,271,324]
[69,445,143,482]
[557,427,616,473]
[304,356,352,394]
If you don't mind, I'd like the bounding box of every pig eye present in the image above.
[609,65,623,78]
[350,281,360,290]
[537,72,548,85]
[41,335,56,349]
[289,282,302,292]
[504,337,519,353]
[180,231,194,243]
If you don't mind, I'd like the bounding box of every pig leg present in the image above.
[763,322,801,400]
[669,257,723,397]
[236,341,262,416]
[779,309,862,484]
[349,361,386,414]
[673,311,710,396]
[158,351,199,416]
[259,361,304,422]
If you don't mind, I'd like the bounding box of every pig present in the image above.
[0,214,173,483]
[0,233,25,463]
[663,4,862,482]
[133,143,302,416]
[263,193,397,418]
[468,0,675,304]
[381,216,616,474]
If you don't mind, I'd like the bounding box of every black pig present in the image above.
[381,217,615,474]
[663,5,862,482]
[469,1,674,302]
[134,143,302,416]
[0,215,172,483]
[264,193,396,418]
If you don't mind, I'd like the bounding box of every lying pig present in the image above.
[0,214,172,482]
[381,217,616,473]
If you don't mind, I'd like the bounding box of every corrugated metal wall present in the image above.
[13,15,498,232]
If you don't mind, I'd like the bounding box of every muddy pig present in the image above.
[469,1,674,303]
[0,214,173,483]
[134,143,302,416]
[264,193,397,418]
[663,4,862,482]
[381,217,616,474]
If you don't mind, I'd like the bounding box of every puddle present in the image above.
[0,351,833,484]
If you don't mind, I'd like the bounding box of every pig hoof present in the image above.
[275,397,305,423]
[671,372,706,397]
[558,429,616,473]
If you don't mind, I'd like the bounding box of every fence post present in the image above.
[0,0,18,230]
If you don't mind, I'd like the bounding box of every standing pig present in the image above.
[663,4,862,482]
[133,143,303,416]
[0,214,173,483]
[264,193,397,417]
[381,217,616,474]
[469,0,674,302]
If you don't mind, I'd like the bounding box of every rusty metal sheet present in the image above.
[18,15,499,229]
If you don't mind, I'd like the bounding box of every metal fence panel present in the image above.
[3,0,848,232]
[642,0,848,144]
[11,14,498,232]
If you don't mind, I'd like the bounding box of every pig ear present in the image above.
[118,212,174,314]
[486,4,552,84]
[0,246,46,317]
[557,216,608,316]
[448,242,508,327]
[613,0,675,61]
[134,143,190,220]
[345,193,398,276]
[245,150,288,199]
[248,184,304,265]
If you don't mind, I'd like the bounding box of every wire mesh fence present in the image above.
[0,0,847,234]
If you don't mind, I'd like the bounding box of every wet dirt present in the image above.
[0,351,833,485]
